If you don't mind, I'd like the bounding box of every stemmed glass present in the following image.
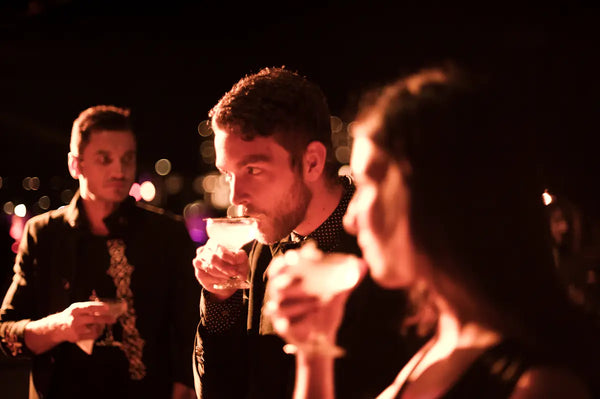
[95,298,128,347]
[275,241,366,358]
[205,216,258,290]
[76,297,128,354]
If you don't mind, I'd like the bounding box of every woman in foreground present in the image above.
[266,64,600,398]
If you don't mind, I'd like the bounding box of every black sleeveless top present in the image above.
[396,340,535,399]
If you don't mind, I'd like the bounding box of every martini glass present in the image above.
[277,241,366,358]
[95,298,128,347]
[77,297,128,354]
[205,216,258,290]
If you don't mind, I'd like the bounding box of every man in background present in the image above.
[0,105,199,399]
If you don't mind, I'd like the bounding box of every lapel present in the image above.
[247,241,271,333]
[47,217,83,314]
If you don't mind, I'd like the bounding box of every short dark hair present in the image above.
[209,67,337,180]
[70,105,133,155]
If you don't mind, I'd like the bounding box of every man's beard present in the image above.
[251,176,312,245]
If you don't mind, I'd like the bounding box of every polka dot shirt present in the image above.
[202,176,355,333]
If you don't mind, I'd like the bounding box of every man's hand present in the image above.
[24,301,118,354]
[192,239,250,300]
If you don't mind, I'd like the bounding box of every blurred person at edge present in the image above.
[0,105,200,399]
[192,67,421,399]
[546,195,600,325]
[266,64,600,398]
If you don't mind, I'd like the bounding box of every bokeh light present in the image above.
[197,120,213,137]
[335,146,351,164]
[209,174,231,209]
[165,174,183,195]
[202,174,218,193]
[129,182,142,201]
[38,195,51,210]
[10,214,26,254]
[347,121,357,137]
[3,201,15,215]
[155,158,172,176]
[542,190,554,206]
[227,204,244,217]
[183,200,209,244]
[140,181,156,202]
[330,115,343,133]
[14,204,27,217]
[192,176,205,194]
[61,189,74,204]
[22,177,31,191]
[200,140,215,164]
[29,176,40,190]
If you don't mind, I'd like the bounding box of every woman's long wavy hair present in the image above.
[355,61,600,387]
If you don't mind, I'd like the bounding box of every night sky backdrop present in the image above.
[0,1,599,395]
[1,1,599,263]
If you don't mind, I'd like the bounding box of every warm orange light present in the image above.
[140,181,156,202]
[542,190,553,206]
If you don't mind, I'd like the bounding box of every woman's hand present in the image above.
[265,243,366,353]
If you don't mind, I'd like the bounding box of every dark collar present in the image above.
[305,175,354,252]
[270,175,355,254]
[63,189,137,238]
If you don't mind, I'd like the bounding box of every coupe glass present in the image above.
[77,297,128,354]
[205,216,258,290]
[95,298,128,348]
[277,241,365,358]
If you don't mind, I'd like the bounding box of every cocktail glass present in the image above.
[205,216,258,290]
[77,297,128,354]
[277,241,365,358]
[95,298,128,348]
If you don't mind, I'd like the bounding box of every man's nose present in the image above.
[229,175,249,206]
[111,160,128,177]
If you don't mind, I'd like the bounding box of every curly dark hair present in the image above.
[209,67,338,181]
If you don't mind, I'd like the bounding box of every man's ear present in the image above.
[68,152,81,179]
[302,141,327,182]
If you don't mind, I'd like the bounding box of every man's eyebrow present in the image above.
[91,149,136,160]
[236,153,272,167]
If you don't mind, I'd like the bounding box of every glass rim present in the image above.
[203,216,258,223]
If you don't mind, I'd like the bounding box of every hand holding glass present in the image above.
[271,241,366,358]
[77,298,128,354]
[205,216,258,290]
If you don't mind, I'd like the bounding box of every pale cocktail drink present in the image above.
[206,217,257,251]
[298,254,364,301]
[205,216,258,289]
[277,241,367,357]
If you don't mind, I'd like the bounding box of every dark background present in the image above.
[0,1,599,396]
[1,2,598,207]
